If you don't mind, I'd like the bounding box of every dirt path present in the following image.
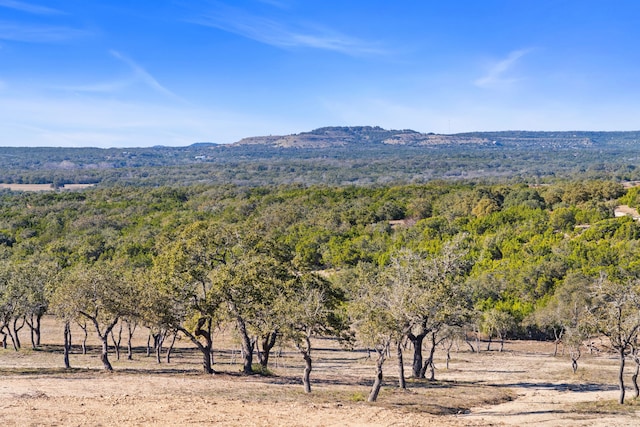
[2,323,640,426]
[0,374,452,426]
[462,384,633,426]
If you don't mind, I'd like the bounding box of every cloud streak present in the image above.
[0,91,282,147]
[52,79,135,94]
[475,49,531,88]
[256,0,290,9]
[0,0,63,15]
[109,50,184,102]
[189,4,384,56]
[0,21,88,43]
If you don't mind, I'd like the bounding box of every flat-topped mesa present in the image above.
[232,126,491,148]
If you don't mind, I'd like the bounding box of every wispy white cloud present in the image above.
[256,0,290,9]
[189,4,385,56]
[0,0,63,15]
[109,50,184,102]
[53,79,135,94]
[0,92,277,147]
[474,49,531,88]
[0,22,87,43]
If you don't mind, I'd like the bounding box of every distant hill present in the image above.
[2,126,640,187]
[232,126,490,148]
[230,126,640,149]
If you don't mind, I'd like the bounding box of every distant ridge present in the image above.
[190,142,219,147]
[232,126,489,148]
[230,126,640,149]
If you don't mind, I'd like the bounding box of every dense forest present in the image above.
[3,180,640,402]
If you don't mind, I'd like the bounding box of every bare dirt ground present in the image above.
[2,318,640,426]
[0,183,95,192]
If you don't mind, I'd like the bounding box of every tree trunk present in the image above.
[77,321,88,355]
[154,331,165,364]
[28,315,37,349]
[35,313,42,347]
[98,318,120,371]
[26,312,43,349]
[368,347,386,402]
[12,316,25,349]
[300,335,313,393]
[83,314,119,371]
[408,330,427,378]
[302,352,312,393]
[111,323,122,361]
[397,340,406,389]
[194,317,214,373]
[464,333,476,353]
[420,330,438,380]
[257,330,278,369]
[126,321,136,360]
[3,325,18,351]
[177,326,213,374]
[236,317,254,374]
[166,332,177,364]
[552,327,563,357]
[63,321,72,369]
[499,334,505,353]
[146,332,152,357]
[446,344,452,370]
[618,348,626,405]
[100,334,113,371]
[632,358,640,399]
[486,335,492,351]
[570,347,581,374]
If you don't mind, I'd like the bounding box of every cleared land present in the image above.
[0,183,94,192]
[1,317,640,426]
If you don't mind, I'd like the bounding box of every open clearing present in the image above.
[1,318,640,426]
[0,183,95,192]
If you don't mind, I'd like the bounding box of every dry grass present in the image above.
[1,317,638,426]
[573,397,640,414]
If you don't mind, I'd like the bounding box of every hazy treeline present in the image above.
[3,133,640,187]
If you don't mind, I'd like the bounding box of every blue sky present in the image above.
[1,0,640,147]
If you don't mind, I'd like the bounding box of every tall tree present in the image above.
[587,272,640,404]
[9,254,59,348]
[210,250,292,374]
[350,262,408,401]
[407,236,473,379]
[279,272,350,392]
[147,220,232,374]
[49,260,137,371]
[531,272,591,370]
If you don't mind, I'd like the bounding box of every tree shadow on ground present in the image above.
[492,382,618,392]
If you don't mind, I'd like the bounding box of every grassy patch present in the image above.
[251,364,275,376]
[372,382,514,415]
[574,397,640,414]
[348,391,366,402]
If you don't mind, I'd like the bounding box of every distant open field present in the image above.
[1,317,640,426]
[0,183,95,192]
